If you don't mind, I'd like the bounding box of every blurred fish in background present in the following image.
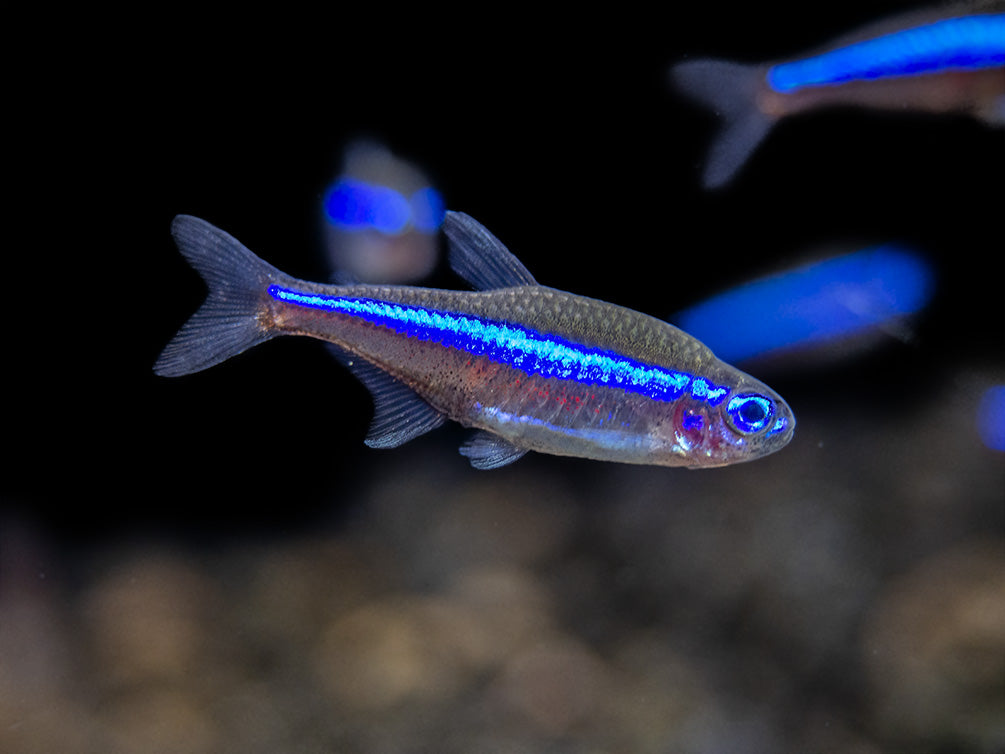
[321,140,445,283]
[673,243,935,367]
[671,2,1005,187]
[977,384,1005,451]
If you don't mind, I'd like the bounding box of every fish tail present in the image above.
[671,59,776,188]
[154,215,285,377]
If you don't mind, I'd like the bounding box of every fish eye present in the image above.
[726,393,775,435]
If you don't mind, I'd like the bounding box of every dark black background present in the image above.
[9,2,1003,541]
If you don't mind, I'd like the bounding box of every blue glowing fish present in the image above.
[674,244,935,364]
[155,213,795,469]
[977,385,1005,451]
[321,141,445,284]
[671,3,1005,187]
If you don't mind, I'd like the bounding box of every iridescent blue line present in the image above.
[269,285,730,405]
[768,14,1005,93]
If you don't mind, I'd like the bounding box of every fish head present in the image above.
[659,371,795,467]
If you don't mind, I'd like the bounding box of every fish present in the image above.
[671,3,1005,188]
[155,212,795,469]
[978,385,1005,451]
[321,140,444,284]
[673,243,934,365]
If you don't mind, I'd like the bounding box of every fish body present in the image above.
[156,213,794,469]
[672,4,1005,188]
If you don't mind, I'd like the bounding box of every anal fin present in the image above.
[329,346,446,448]
[459,430,529,469]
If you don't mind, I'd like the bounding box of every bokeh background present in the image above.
[6,2,1004,752]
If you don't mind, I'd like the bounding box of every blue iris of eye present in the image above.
[727,394,775,434]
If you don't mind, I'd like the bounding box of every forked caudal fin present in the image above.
[671,59,776,189]
[154,215,287,377]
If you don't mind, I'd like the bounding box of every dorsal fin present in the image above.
[443,211,538,290]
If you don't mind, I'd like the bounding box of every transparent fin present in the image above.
[328,346,446,448]
[154,215,286,377]
[670,59,775,189]
[459,431,529,469]
[443,211,538,290]
[331,269,362,285]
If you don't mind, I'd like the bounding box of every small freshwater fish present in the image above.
[322,140,444,284]
[672,3,1005,188]
[155,213,794,469]
[673,244,934,365]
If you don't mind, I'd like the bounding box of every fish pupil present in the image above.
[727,393,774,434]
[739,399,766,425]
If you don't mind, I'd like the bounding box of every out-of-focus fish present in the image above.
[321,140,444,283]
[673,244,935,365]
[978,385,1005,451]
[155,213,795,469]
[671,3,1005,188]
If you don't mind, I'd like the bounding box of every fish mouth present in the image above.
[767,397,796,447]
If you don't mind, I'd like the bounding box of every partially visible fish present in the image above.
[671,3,1005,188]
[155,212,795,469]
[673,243,935,365]
[978,385,1005,451]
[321,140,444,283]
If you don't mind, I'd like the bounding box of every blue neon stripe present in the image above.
[323,178,445,234]
[322,179,406,234]
[268,285,730,405]
[768,14,1005,92]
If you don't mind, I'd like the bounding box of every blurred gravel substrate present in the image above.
[1,366,1002,754]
